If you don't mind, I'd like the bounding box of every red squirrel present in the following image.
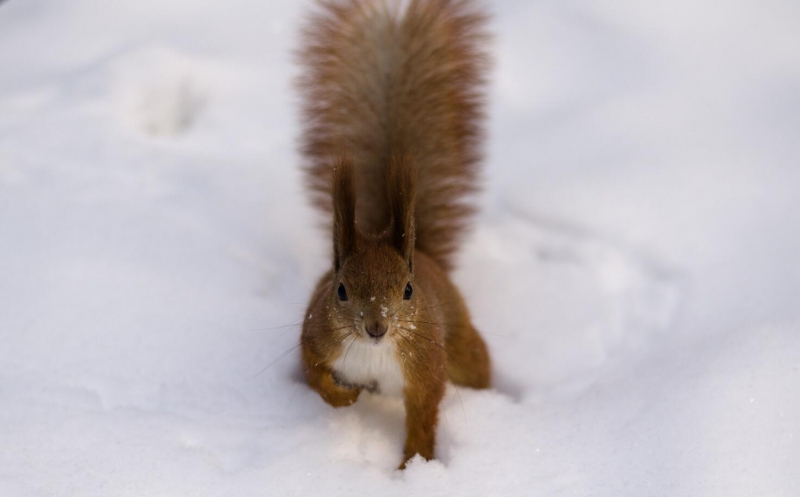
[296,0,491,468]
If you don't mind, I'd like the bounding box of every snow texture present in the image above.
[1,0,799,496]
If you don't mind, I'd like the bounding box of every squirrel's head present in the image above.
[329,155,417,344]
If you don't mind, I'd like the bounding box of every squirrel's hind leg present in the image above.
[444,322,491,389]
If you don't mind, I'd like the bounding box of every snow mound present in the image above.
[459,212,682,393]
[110,47,208,137]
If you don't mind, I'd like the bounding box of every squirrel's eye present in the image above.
[403,282,413,300]
[337,283,348,301]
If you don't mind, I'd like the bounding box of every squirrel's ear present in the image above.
[388,153,416,272]
[332,156,357,272]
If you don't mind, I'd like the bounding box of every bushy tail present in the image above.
[297,0,489,271]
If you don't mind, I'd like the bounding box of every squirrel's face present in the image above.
[332,241,415,344]
[328,155,417,344]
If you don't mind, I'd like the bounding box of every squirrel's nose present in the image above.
[366,322,388,338]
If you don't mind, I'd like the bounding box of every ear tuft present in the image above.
[332,156,357,272]
[388,153,417,271]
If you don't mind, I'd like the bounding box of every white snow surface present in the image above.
[1,0,799,495]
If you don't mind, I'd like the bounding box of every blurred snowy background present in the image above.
[0,0,798,495]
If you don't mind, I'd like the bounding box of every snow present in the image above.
[1,0,798,495]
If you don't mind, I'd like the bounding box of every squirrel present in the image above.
[296,0,491,469]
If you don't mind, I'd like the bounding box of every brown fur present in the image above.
[297,0,491,469]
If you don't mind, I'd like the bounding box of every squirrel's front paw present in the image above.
[322,383,361,407]
[318,373,361,407]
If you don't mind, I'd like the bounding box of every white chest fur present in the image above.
[331,339,405,397]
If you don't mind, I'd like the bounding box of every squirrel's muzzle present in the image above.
[366,321,388,339]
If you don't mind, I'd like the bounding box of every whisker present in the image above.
[396,295,469,318]
[395,316,506,338]
[395,319,471,331]
[387,301,405,319]
[446,367,467,424]
[342,333,359,377]
[253,342,304,377]
[299,383,312,417]
[337,331,355,344]
[478,331,507,338]
[249,320,303,332]
[329,324,357,333]
[395,326,465,371]
[286,380,303,413]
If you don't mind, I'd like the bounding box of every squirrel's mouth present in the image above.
[363,330,388,345]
